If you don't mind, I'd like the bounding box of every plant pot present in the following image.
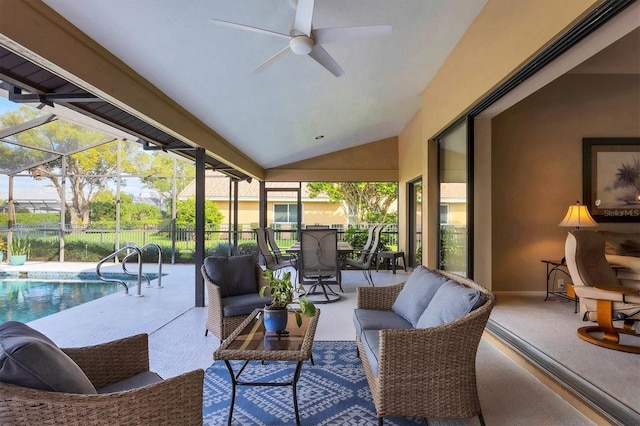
[263,305,288,334]
[9,255,26,266]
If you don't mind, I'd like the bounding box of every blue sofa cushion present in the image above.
[391,266,448,326]
[222,293,272,317]
[361,330,381,376]
[0,321,97,394]
[416,281,485,328]
[353,309,413,337]
[203,255,257,297]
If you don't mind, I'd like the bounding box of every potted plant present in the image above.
[10,237,29,266]
[260,270,316,333]
[0,238,5,264]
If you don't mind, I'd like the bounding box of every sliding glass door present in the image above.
[437,120,472,276]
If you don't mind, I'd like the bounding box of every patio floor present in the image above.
[2,261,616,425]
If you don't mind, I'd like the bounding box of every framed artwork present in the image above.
[583,138,640,223]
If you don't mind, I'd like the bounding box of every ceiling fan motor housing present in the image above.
[289,35,314,55]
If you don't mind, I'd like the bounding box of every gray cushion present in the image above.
[0,321,97,394]
[353,309,413,337]
[416,281,484,328]
[391,266,448,326]
[222,293,272,317]
[361,330,381,376]
[203,255,258,297]
[97,371,163,394]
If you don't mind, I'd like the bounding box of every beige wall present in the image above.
[214,200,345,228]
[213,201,259,227]
[266,137,398,182]
[491,73,640,291]
[397,0,599,281]
[444,203,467,226]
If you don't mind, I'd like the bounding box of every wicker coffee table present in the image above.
[213,308,320,425]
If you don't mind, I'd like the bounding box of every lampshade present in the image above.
[558,201,598,229]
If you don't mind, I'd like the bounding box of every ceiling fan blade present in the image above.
[293,0,314,37]
[210,18,289,40]
[308,45,344,77]
[253,46,290,73]
[313,25,392,45]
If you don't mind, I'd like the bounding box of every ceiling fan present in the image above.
[210,0,391,77]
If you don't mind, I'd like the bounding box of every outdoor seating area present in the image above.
[2,261,632,425]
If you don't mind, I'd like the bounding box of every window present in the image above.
[440,204,450,225]
[273,204,298,223]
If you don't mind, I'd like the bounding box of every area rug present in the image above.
[203,340,423,425]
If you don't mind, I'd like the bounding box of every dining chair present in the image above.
[254,228,296,279]
[299,229,341,303]
[265,227,298,267]
[343,225,383,286]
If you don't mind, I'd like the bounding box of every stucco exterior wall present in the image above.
[396,0,599,277]
[214,200,345,229]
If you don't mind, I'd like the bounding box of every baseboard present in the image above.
[485,319,640,426]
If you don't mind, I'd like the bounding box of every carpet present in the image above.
[203,340,424,425]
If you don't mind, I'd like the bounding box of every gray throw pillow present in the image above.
[0,321,97,394]
[416,281,484,328]
[391,266,448,326]
[203,255,258,297]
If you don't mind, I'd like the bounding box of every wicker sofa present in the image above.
[353,266,495,425]
[0,322,204,425]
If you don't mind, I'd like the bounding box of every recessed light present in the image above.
[315,135,324,140]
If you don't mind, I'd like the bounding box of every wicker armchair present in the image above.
[355,270,495,425]
[201,255,271,340]
[0,333,204,425]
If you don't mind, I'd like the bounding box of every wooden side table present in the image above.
[376,251,407,274]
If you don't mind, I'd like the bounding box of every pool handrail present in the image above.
[96,245,143,296]
[122,243,163,289]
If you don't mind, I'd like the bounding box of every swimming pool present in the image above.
[0,272,160,323]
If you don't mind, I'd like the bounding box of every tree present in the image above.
[0,106,138,227]
[137,153,194,211]
[175,198,224,225]
[306,182,398,224]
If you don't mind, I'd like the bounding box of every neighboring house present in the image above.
[439,183,466,226]
[0,186,65,214]
[178,171,346,229]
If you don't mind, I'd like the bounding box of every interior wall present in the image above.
[492,73,640,292]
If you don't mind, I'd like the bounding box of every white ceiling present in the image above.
[42,0,487,168]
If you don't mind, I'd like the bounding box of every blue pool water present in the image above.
[0,272,159,323]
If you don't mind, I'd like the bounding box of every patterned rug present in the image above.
[203,340,423,425]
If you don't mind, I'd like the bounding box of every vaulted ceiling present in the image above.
[39,0,487,169]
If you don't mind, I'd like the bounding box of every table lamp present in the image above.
[558,201,598,230]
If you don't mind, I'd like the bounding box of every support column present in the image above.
[195,148,205,307]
